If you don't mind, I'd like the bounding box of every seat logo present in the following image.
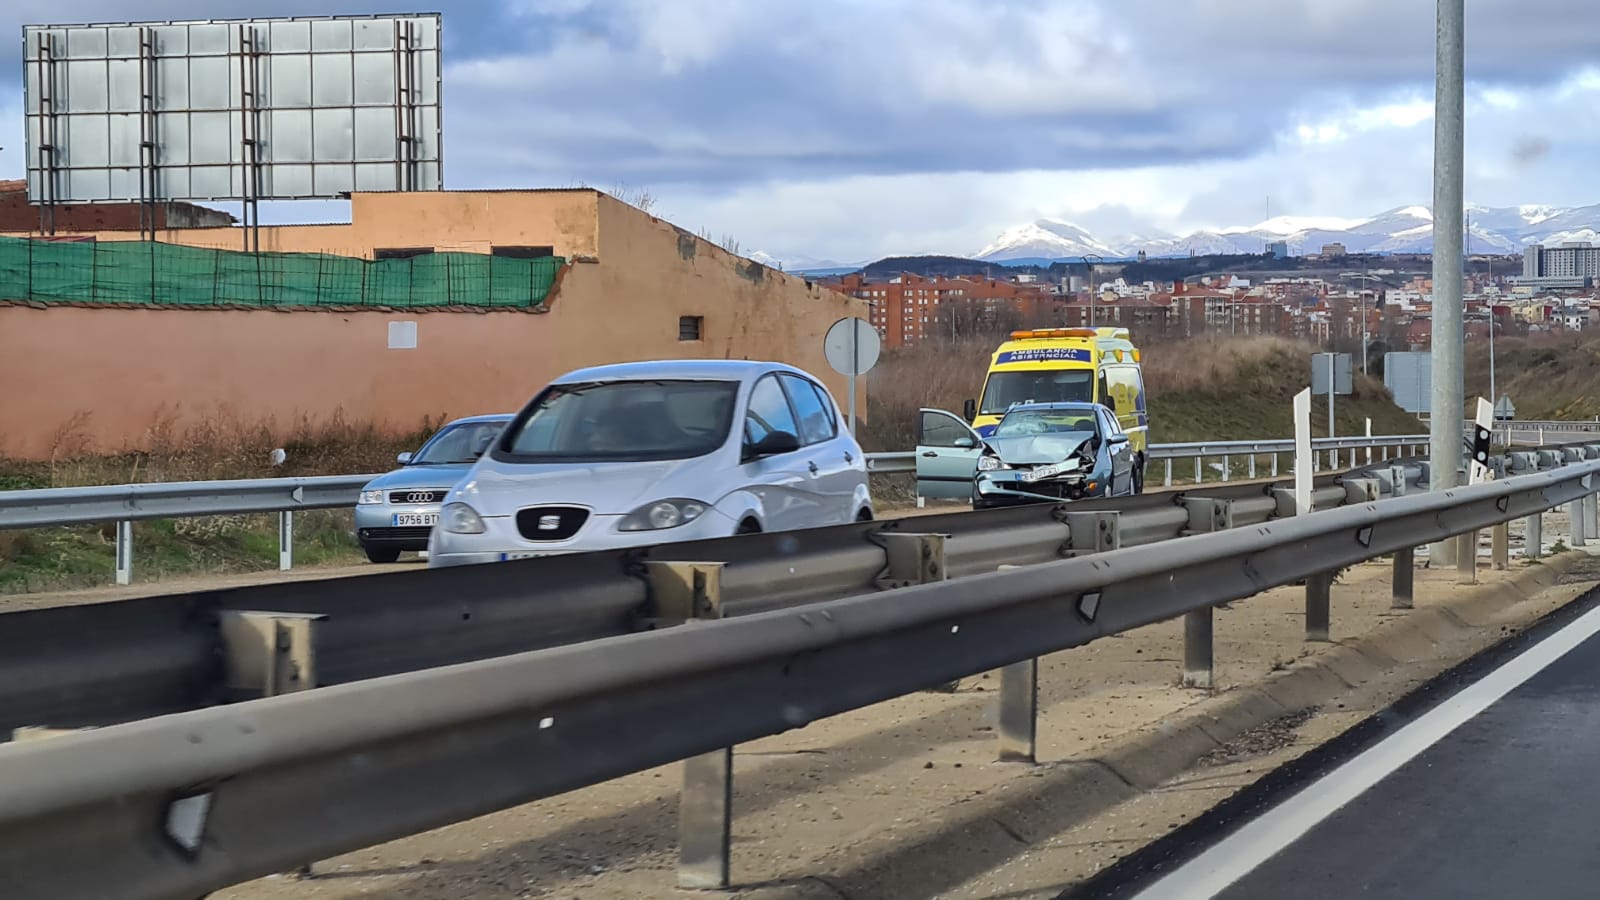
[538,515,562,531]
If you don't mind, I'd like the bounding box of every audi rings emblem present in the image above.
[405,491,433,503]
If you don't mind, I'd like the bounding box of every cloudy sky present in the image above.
[2,1,1599,263]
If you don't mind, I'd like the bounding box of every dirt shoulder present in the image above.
[216,547,1599,900]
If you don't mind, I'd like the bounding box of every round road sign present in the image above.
[824,317,881,377]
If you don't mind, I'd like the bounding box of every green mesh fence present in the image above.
[0,236,564,309]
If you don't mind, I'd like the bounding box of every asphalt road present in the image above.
[1087,588,1600,900]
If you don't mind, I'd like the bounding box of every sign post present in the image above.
[1312,353,1351,438]
[824,317,881,437]
[1294,388,1313,517]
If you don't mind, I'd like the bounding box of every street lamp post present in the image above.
[1488,305,1497,409]
[1084,254,1103,328]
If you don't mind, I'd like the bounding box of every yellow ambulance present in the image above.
[961,327,1149,485]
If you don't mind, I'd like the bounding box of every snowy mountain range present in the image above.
[973,204,1600,262]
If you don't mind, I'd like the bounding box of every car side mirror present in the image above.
[954,435,977,449]
[747,431,801,459]
[1109,433,1129,445]
[397,451,414,464]
[1103,396,1118,412]
[963,398,977,421]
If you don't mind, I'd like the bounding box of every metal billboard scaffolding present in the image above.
[23,14,443,247]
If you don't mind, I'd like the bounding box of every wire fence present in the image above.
[0,236,564,309]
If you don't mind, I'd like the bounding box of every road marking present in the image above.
[1131,599,1600,900]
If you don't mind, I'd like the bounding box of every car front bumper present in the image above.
[355,502,443,550]
[975,470,1101,504]
[427,507,738,568]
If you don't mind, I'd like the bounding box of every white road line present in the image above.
[1131,599,1600,900]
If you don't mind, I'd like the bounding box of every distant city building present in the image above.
[1520,243,1600,289]
[840,272,1052,348]
[1320,243,1348,257]
[1267,240,1289,259]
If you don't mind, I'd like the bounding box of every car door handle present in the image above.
[808,461,819,475]
[844,451,854,463]
[922,451,939,458]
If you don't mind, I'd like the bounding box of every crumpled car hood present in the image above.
[985,434,1092,466]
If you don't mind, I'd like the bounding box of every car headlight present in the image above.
[978,454,1005,472]
[358,489,386,505]
[441,502,487,534]
[619,499,709,531]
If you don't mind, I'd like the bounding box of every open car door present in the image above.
[916,408,984,500]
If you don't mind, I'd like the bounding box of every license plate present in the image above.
[1022,463,1066,483]
[392,512,438,527]
[500,551,548,561]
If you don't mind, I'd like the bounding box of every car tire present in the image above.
[364,545,402,564]
[1132,459,1145,495]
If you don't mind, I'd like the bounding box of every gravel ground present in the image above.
[209,550,1591,900]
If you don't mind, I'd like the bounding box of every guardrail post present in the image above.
[1221,454,1230,482]
[1164,458,1173,487]
[1492,521,1510,570]
[877,533,948,588]
[1248,454,1257,479]
[1573,495,1588,548]
[1194,455,1202,484]
[278,511,294,571]
[219,611,325,701]
[114,520,132,586]
[1392,548,1414,609]
[994,564,1038,764]
[645,561,735,891]
[1457,532,1477,585]
[1272,453,1279,477]
[1527,511,1544,560]
[1065,511,1122,556]
[1305,572,1332,642]
[218,609,325,878]
[1179,498,1233,687]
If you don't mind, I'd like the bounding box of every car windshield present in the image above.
[994,411,1099,438]
[980,369,1093,414]
[409,420,509,465]
[501,379,739,462]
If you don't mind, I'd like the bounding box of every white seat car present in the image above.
[427,360,873,567]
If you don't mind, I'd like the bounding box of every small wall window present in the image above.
[492,245,555,259]
[375,247,434,260]
[679,315,704,341]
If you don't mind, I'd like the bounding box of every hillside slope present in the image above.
[1466,333,1600,420]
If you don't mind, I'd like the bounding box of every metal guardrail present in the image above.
[0,465,1401,742]
[0,434,1430,584]
[0,446,1595,899]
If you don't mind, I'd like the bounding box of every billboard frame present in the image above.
[22,13,444,245]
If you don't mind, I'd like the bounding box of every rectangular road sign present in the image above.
[23,14,443,204]
[1310,353,1352,396]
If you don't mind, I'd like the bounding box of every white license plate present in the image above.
[393,512,438,527]
[500,551,549,561]
[1022,463,1066,483]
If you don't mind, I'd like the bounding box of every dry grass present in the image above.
[859,334,1419,451]
[862,337,994,451]
[2,408,444,490]
[1465,330,1600,420]
[1138,335,1307,394]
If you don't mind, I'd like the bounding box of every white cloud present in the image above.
[4,0,1600,262]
